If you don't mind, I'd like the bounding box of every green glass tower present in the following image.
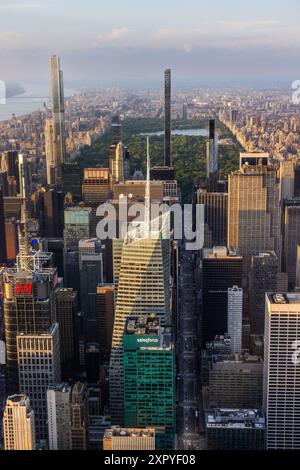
[123,315,175,450]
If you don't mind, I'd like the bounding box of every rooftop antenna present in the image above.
[17,155,32,270]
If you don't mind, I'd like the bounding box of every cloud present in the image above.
[0,2,49,11]
[153,20,289,50]
[107,27,129,41]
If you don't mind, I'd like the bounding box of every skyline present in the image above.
[0,0,300,83]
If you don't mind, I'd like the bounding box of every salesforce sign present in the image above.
[124,335,160,350]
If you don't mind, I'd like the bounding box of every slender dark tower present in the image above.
[50,55,66,187]
[164,69,171,167]
[0,187,7,263]
[206,119,218,191]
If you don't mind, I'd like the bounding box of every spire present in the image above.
[145,137,151,236]
[18,155,32,268]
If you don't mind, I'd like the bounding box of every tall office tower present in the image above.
[296,245,300,288]
[109,143,125,186]
[64,206,92,248]
[228,163,281,272]
[55,288,77,370]
[123,316,175,450]
[248,252,287,334]
[3,195,22,220]
[202,247,243,345]
[228,286,243,354]
[63,206,91,291]
[17,323,61,441]
[95,285,114,362]
[164,69,171,167]
[182,103,188,120]
[280,160,295,200]
[36,188,64,238]
[110,148,171,424]
[45,118,55,185]
[111,115,122,145]
[103,427,156,450]
[282,200,300,286]
[208,354,263,409]
[62,162,82,202]
[3,244,56,392]
[229,108,238,123]
[0,186,7,263]
[82,168,110,236]
[0,169,8,195]
[42,238,64,277]
[3,395,36,450]
[206,409,266,450]
[70,382,88,450]
[206,119,218,191]
[5,218,18,263]
[18,154,33,201]
[1,151,20,196]
[196,189,228,247]
[47,384,71,450]
[295,164,300,197]
[50,55,66,186]
[79,239,103,343]
[85,343,100,383]
[264,293,300,449]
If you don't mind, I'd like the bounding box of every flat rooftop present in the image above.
[268,293,300,305]
[206,409,266,430]
[104,427,155,439]
[126,315,160,336]
[203,246,242,259]
[125,315,173,350]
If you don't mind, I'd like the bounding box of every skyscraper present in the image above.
[70,382,88,450]
[164,69,171,167]
[61,162,82,202]
[50,55,66,186]
[63,206,91,291]
[264,293,300,449]
[82,168,110,236]
[109,143,125,186]
[282,200,300,287]
[109,143,171,424]
[55,288,77,370]
[228,163,281,272]
[95,284,114,362]
[79,238,103,343]
[202,247,243,345]
[3,245,57,392]
[227,286,243,354]
[17,323,61,441]
[248,252,287,334]
[123,315,175,449]
[196,189,228,247]
[208,354,263,409]
[47,384,71,450]
[206,409,266,450]
[3,395,36,450]
[296,245,300,288]
[206,119,218,191]
[45,118,55,186]
[0,186,7,263]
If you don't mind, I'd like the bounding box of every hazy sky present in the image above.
[0,0,299,84]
